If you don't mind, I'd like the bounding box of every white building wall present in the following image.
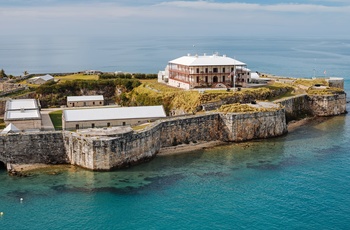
[168,79,190,90]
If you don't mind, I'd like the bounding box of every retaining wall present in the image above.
[62,111,286,170]
[0,132,68,169]
[0,92,346,172]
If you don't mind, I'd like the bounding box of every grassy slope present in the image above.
[55,74,99,82]
[49,110,63,130]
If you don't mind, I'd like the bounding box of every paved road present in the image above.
[40,108,60,131]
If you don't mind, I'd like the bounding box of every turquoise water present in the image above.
[1,36,350,229]
[1,115,350,229]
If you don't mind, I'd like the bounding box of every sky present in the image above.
[1,0,350,37]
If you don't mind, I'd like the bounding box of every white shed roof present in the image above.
[169,54,246,66]
[6,99,38,111]
[5,109,41,120]
[64,105,166,122]
[40,74,54,81]
[67,95,104,102]
[1,123,20,134]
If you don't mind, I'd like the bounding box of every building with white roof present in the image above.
[62,105,166,130]
[67,95,104,107]
[4,99,42,130]
[27,74,54,85]
[159,54,251,90]
[1,123,20,134]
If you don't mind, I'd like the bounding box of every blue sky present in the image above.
[1,0,349,37]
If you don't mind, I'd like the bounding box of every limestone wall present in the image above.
[63,111,287,170]
[0,90,345,172]
[275,93,347,120]
[275,95,311,121]
[220,109,287,142]
[308,94,347,116]
[0,132,68,167]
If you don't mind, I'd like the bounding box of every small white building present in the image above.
[159,54,251,90]
[1,123,20,134]
[4,99,42,131]
[62,105,166,130]
[67,95,104,107]
[27,74,54,85]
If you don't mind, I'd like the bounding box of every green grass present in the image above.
[0,118,5,129]
[55,74,99,82]
[49,110,63,130]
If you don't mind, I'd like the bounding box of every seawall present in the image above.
[0,131,68,171]
[0,92,346,172]
[275,93,346,121]
[1,110,287,171]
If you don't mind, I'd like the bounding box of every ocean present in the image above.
[1,35,350,229]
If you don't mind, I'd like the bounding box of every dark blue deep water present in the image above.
[1,36,350,229]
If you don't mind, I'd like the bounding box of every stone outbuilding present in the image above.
[27,74,54,85]
[66,95,104,107]
[4,99,42,131]
[62,105,166,130]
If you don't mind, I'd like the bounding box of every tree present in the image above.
[0,69,7,79]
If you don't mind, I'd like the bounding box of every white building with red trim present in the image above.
[158,54,251,90]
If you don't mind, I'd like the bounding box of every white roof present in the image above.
[64,105,166,122]
[6,99,38,111]
[169,54,246,66]
[39,74,54,81]
[251,72,260,79]
[1,123,20,134]
[67,95,104,102]
[6,110,41,120]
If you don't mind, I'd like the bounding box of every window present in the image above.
[76,124,79,130]
[213,68,218,73]
[196,76,199,83]
[196,68,199,73]
[93,102,95,105]
[205,76,208,83]
[92,123,95,128]
[223,76,225,82]
[84,102,86,106]
[223,68,225,73]
[205,68,208,73]
[122,122,126,126]
[107,122,110,127]
[100,101,102,104]
[213,76,218,83]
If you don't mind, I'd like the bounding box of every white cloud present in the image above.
[1,1,350,37]
[156,1,350,13]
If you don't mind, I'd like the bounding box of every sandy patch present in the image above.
[157,140,225,156]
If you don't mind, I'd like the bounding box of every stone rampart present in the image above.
[0,90,346,172]
[62,111,286,170]
[220,109,287,142]
[0,132,68,169]
[275,93,347,121]
[308,93,347,116]
[275,95,311,121]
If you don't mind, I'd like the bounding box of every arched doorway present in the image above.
[0,161,6,171]
[213,76,218,83]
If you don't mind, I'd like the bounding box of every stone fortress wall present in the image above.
[0,93,346,172]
